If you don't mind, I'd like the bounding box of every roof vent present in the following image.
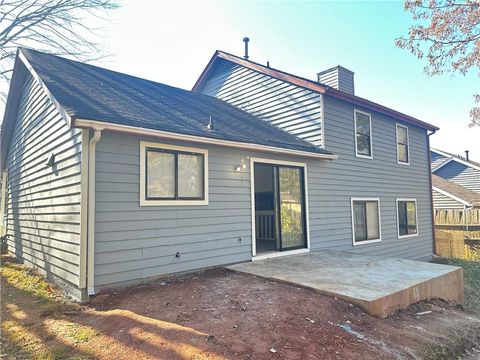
[243,37,249,60]
[465,150,470,161]
[317,66,355,95]
[207,116,215,131]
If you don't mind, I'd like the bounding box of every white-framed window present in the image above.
[351,198,381,245]
[396,124,410,165]
[139,141,208,206]
[354,110,373,159]
[396,198,418,238]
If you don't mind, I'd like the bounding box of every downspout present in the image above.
[87,128,102,296]
[427,130,437,255]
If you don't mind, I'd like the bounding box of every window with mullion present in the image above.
[352,199,380,243]
[397,200,417,237]
[355,111,372,157]
[396,125,409,164]
[146,148,204,201]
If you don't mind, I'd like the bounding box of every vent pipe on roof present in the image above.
[465,150,470,161]
[243,37,249,60]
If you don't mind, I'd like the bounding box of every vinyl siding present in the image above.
[198,62,433,260]
[430,151,448,170]
[4,74,83,297]
[199,59,323,147]
[434,161,480,193]
[94,96,434,289]
[432,189,465,209]
[305,95,433,259]
[94,133,253,288]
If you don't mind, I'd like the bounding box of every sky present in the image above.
[3,0,480,158]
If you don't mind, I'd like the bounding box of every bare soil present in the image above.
[2,259,480,360]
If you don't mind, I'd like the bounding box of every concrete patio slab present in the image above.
[226,251,464,318]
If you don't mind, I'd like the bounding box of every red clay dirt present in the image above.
[3,266,480,359]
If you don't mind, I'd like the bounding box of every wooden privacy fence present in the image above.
[435,208,480,261]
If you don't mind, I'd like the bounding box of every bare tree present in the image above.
[0,0,119,102]
[396,0,480,127]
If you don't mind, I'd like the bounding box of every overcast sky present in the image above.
[3,1,480,158]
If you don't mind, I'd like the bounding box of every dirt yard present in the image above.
[2,256,480,360]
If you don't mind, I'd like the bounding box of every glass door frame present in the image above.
[250,157,310,258]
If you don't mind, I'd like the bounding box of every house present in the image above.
[0,48,439,301]
[431,148,480,194]
[432,174,480,209]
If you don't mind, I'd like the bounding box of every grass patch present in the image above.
[432,257,480,312]
[1,257,93,360]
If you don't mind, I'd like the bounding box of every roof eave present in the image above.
[74,117,338,160]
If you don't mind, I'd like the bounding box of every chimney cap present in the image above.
[243,37,249,42]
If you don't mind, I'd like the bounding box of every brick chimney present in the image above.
[317,66,355,95]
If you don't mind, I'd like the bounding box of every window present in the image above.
[140,142,208,206]
[351,198,381,245]
[354,110,372,158]
[396,199,418,238]
[396,124,409,164]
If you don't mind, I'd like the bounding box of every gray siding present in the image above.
[306,95,433,259]
[95,97,434,289]
[4,74,83,297]
[430,151,448,170]
[432,189,464,209]
[200,59,323,147]
[434,161,480,193]
[94,133,252,288]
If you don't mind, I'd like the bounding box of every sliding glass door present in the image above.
[254,162,307,253]
[278,166,306,250]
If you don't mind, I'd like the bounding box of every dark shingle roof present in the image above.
[432,174,480,206]
[20,48,333,156]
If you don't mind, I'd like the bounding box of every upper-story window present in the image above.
[354,110,372,159]
[140,141,208,206]
[396,124,410,165]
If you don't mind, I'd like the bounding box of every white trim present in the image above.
[250,157,310,258]
[396,123,410,165]
[431,157,454,172]
[78,130,90,289]
[320,93,326,149]
[353,109,373,159]
[18,51,72,127]
[432,186,471,207]
[75,118,338,161]
[395,198,419,239]
[252,248,310,261]
[0,170,7,237]
[139,141,209,206]
[350,197,382,246]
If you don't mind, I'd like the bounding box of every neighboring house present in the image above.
[0,48,438,301]
[431,148,480,194]
[432,174,480,209]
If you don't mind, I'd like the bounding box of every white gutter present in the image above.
[74,118,338,160]
[87,128,102,296]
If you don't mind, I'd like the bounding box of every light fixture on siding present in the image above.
[46,153,55,167]
[235,165,242,172]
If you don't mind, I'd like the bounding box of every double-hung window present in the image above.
[351,198,381,245]
[354,110,372,158]
[396,199,418,238]
[140,142,208,206]
[396,124,410,164]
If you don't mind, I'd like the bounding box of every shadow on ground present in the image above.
[2,256,480,360]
